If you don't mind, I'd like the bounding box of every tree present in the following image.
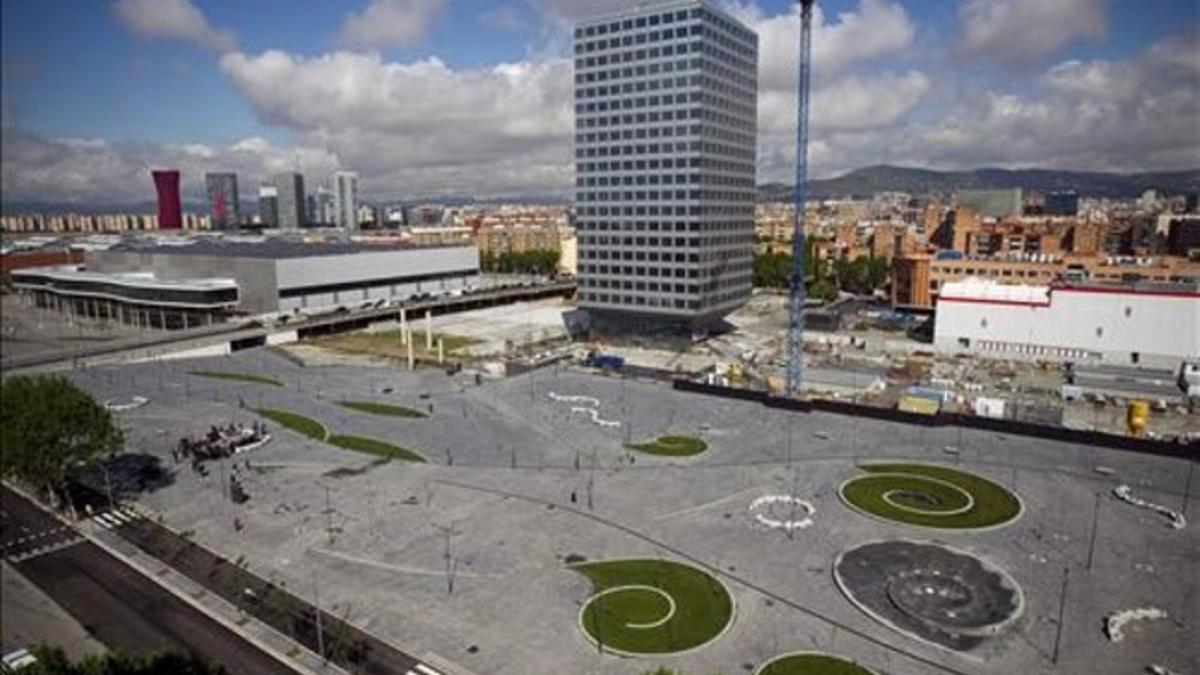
[810,278,839,303]
[0,375,123,516]
[25,646,223,675]
[753,251,791,289]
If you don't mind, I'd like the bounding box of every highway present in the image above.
[1,486,298,674]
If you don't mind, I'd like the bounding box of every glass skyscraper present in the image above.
[273,172,307,230]
[573,0,757,330]
[205,172,240,229]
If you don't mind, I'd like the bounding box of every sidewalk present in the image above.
[1,561,106,660]
[86,520,349,675]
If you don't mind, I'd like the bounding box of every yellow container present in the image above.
[1127,400,1150,436]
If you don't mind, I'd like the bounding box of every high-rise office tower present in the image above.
[573,1,758,330]
[317,185,336,225]
[273,172,306,229]
[258,184,279,228]
[152,170,182,230]
[333,171,359,230]
[205,172,240,229]
[306,194,319,226]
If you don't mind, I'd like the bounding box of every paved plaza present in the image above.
[64,349,1198,675]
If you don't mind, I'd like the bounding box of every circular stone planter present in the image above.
[833,539,1024,654]
[755,651,879,675]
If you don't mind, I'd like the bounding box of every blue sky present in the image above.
[1,0,1197,204]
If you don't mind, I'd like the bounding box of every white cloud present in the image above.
[897,29,1200,173]
[957,0,1109,63]
[113,0,237,53]
[6,0,1196,206]
[338,0,447,49]
[0,127,338,205]
[218,49,574,198]
[724,0,916,88]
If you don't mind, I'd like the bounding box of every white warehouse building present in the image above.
[934,277,1199,368]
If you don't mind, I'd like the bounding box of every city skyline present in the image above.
[2,0,1198,206]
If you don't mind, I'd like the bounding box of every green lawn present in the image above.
[571,559,731,655]
[628,435,708,457]
[840,463,1022,530]
[190,371,283,387]
[309,330,480,362]
[336,401,427,419]
[757,653,877,675]
[326,434,426,463]
[253,408,328,441]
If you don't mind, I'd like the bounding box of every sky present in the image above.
[1,0,1197,205]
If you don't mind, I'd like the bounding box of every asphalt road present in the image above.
[1,486,298,675]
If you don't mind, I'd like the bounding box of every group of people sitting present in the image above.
[173,422,268,470]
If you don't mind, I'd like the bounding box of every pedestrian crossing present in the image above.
[2,524,83,563]
[7,534,84,563]
[91,507,140,530]
[406,664,444,675]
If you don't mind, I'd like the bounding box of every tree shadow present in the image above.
[72,453,176,506]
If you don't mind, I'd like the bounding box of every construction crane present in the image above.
[787,0,816,397]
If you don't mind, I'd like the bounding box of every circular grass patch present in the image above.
[840,463,1021,530]
[570,558,732,655]
[756,652,878,675]
[628,435,708,457]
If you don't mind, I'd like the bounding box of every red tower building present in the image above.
[152,170,182,230]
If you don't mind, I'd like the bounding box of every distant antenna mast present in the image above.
[787,0,815,397]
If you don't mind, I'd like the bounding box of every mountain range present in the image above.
[760,165,1200,201]
[3,166,1198,215]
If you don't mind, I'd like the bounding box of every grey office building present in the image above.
[573,0,757,330]
[258,184,279,228]
[274,172,307,230]
[205,172,240,229]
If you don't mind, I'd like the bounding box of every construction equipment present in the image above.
[787,0,816,397]
[1127,399,1150,436]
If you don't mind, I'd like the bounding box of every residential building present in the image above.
[1167,217,1200,258]
[957,189,1022,220]
[1045,191,1079,217]
[574,0,758,329]
[891,252,1200,310]
[205,172,240,229]
[273,172,306,230]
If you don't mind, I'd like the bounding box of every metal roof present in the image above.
[107,240,463,260]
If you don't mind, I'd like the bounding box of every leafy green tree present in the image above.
[866,254,889,291]
[753,251,791,289]
[0,375,123,516]
[26,646,223,675]
[810,278,839,303]
[489,248,561,275]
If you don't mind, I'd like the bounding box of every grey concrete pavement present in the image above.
[50,349,1199,675]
